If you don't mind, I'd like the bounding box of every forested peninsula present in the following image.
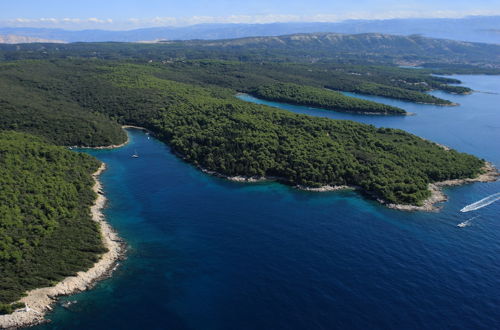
[251,82,406,114]
[0,132,108,314]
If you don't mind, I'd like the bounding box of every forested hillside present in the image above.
[0,58,466,145]
[1,35,491,105]
[0,60,486,207]
[0,131,105,313]
[132,60,466,105]
[0,62,126,146]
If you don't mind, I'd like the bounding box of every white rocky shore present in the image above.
[385,162,499,212]
[69,125,151,150]
[296,184,355,192]
[0,163,124,329]
[201,161,498,212]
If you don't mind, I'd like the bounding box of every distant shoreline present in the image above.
[237,93,410,116]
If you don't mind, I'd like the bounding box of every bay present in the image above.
[35,75,500,330]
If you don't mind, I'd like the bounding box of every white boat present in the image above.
[132,150,139,158]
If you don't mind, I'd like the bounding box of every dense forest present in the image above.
[0,60,486,207]
[137,60,465,105]
[1,37,491,105]
[0,131,105,313]
[251,82,406,114]
[0,61,126,146]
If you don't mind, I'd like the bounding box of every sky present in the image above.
[1,0,500,30]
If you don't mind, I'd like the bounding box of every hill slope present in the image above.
[1,32,499,67]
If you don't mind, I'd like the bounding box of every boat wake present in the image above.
[460,193,500,213]
[457,216,479,228]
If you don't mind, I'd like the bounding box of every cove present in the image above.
[34,75,500,330]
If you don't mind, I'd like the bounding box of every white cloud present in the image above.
[2,10,500,30]
[122,10,500,27]
[4,17,115,29]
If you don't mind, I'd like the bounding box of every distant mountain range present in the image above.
[2,32,499,68]
[0,16,499,44]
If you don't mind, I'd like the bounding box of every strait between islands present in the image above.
[0,126,498,328]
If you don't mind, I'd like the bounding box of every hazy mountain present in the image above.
[174,33,500,65]
[0,34,65,44]
[0,16,499,44]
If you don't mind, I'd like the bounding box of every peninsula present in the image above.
[0,132,124,328]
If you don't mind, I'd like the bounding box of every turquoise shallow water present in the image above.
[35,75,500,330]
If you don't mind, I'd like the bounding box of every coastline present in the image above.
[0,163,125,329]
[70,136,129,150]
[122,125,151,132]
[69,124,151,150]
[200,162,498,212]
[240,93,409,116]
[385,162,499,212]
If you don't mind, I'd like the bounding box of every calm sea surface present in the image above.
[35,75,500,330]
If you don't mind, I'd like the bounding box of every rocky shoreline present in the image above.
[295,184,356,192]
[200,162,498,212]
[384,162,499,211]
[68,125,152,150]
[70,137,129,150]
[0,163,125,329]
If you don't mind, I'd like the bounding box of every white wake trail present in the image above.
[457,216,479,228]
[460,193,500,213]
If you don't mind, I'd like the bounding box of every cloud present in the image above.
[3,10,500,30]
[5,17,114,29]
[123,10,500,27]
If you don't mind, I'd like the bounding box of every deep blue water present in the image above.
[35,75,500,330]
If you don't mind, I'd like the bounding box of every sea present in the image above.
[34,75,500,330]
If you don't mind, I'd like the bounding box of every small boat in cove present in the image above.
[131,150,139,158]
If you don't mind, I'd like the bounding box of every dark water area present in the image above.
[35,75,500,329]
